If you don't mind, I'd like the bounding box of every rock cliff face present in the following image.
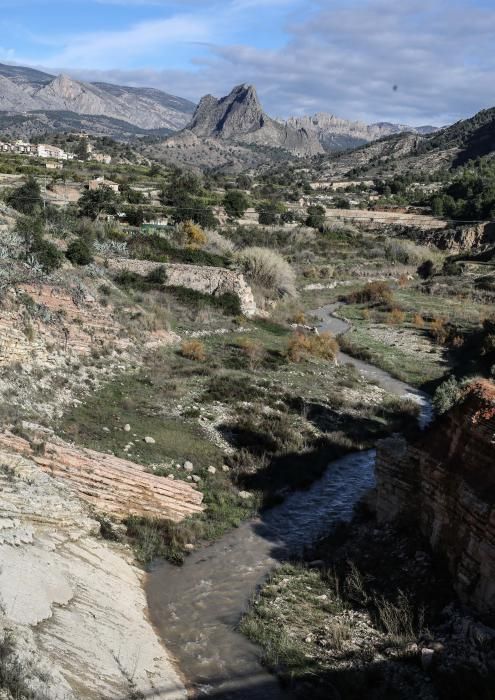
[375,380,495,614]
[108,258,257,317]
[187,84,323,156]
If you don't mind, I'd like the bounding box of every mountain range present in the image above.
[0,62,195,135]
[312,106,495,181]
[0,62,439,157]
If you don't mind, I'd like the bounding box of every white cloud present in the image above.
[11,0,495,124]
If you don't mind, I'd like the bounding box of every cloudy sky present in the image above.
[0,0,493,125]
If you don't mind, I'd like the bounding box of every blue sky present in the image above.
[0,0,493,125]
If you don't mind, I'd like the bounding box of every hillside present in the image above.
[0,62,195,135]
[312,106,495,180]
[286,113,438,153]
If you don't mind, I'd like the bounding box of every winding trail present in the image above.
[146,305,432,699]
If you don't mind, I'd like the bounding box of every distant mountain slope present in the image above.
[286,113,438,153]
[0,62,195,133]
[313,106,495,179]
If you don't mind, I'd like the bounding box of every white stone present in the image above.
[144,436,156,444]
[102,427,110,433]
[207,466,216,475]
[183,461,194,472]
[222,464,230,472]
[192,475,201,483]
[238,490,253,499]
[123,424,131,432]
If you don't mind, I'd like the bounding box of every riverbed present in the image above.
[146,305,432,699]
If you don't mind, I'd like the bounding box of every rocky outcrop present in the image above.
[0,448,187,699]
[108,258,257,317]
[412,222,495,252]
[187,84,323,156]
[375,380,495,614]
[0,430,204,521]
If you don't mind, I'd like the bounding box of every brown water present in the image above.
[146,305,432,699]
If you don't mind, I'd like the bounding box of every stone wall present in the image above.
[375,380,495,614]
[108,258,257,317]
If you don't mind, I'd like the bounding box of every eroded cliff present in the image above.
[376,379,495,614]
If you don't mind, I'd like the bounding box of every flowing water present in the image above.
[146,305,433,699]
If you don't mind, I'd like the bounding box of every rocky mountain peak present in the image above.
[189,83,265,139]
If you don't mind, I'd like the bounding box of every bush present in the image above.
[413,313,425,328]
[224,190,249,219]
[181,340,206,361]
[31,237,63,273]
[433,376,460,414]
[346,281,393,306]
[387,308,406,325]
[237,337,265,369]
[180,220,207,248]
[236,246,296,297]
[66,238,93,266]
[287,331,338,363]
[430,317,448,345]
[6,176,43,215]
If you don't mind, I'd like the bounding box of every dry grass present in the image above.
[287,331,339,363]
[236,337,266,369]
[387,308,406,325]
[180,339,206,361]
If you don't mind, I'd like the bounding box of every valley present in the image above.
[0,60,493,700]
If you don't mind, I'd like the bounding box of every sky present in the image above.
[0,0,493,125]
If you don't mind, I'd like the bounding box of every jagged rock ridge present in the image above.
[186,84,323,156]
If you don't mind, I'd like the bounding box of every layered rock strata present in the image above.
[375,380,495,614]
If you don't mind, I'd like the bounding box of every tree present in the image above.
[78,186,119,220]
[124,206,145,227]
[75,139,89,161]
[66,238,93,266]
[305,204,326,229]
[224,190,249,219]
[236,174,252,190]
[6,176,43,215]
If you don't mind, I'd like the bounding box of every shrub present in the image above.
[433,376,460,414]
[413,313,425,328]
[237,337,265,369]
[287,331,338,363]
[6,176,43,215]
[430,317,448,345]
[236,246,296,297]
[180,220,207,248]
[290,310,306,325]
[347,281,393,306]
[224,190,249,219]
[180,339,206,361]
[66,237,93,266]
[146,265,167,285]
[387,308,406,325]
[31,237,63,273]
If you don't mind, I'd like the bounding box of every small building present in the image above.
[37,144,68,160]
[92,153,112,164]
[88,176,119,193]
[46,161,63,170]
